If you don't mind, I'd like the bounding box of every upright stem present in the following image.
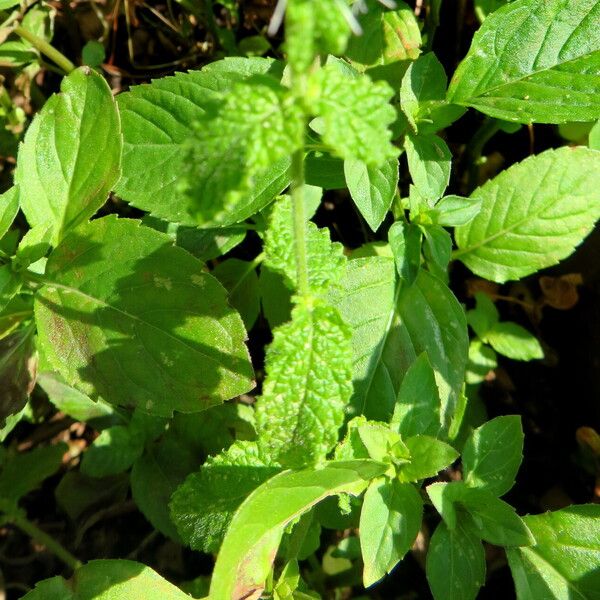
[290,147,309,296]
[11,511,82,571]
[288,60,310,297]
[13,25,75,74]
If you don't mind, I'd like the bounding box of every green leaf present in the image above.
[462,415,524,496]
[360,478,423,587]
[506,504,600,600]
[81,426,143,478]
[457,486,534,546]
[0,186,18,240]
[0,264,21,312]
[398,435,458,482]
[423,225,452,271]
[81,40,105,67]
[142,216,246,262]
[0,0,20,9]
[345,1,422,87]
[55,471,129,521]
[405,132,452,202]
[344,157,398,231]
[431,195,482,227]
[0,296,33,342]
[305,153,346,189]
[13,223,52,272]
[356,421,408,464]
[331,258,468,428]
[346,1,421,67]
[208,460,388,600]
[264,196,346,296]
[0,443,66,504]
[391,352,442,438]
[466,339,497,384]
[131,433,199,541]
[427,482,459,530]
[447,0,600,123]
[259,266,293,329]
[212,258,261,331]
[455,147,600,282]
[590,120,600,150]
[254,303,353,467]
[182,75,303,224]
[285,0,351,73]
[310,66,398,166]
[0,326,36,427]
[169,403,255,458]
[34,216,254,416]
[400,53,464,134]
[474,0,511,22]
[466,292,499,339]
[22,559,191,600]
[388,221,422,285]
[37,372,117,424]
[486,321,544,361]
[170,441,279,553]
[426,521,486,600]
[16,67,121,245]
[116,57,289,227]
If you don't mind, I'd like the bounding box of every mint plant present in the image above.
[1,0,600,598]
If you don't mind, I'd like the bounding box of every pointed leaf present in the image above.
[0,186,18,240]
[208,460,388,600]
[486,322,544,361]
[447,0,600,123]
[22,559,191,600]
[455,147,600,282]
[462,415,524,496]
[331,258,468,427]
[398,435,458,482]
[506,504,600,600]
[0,326,37,426]
[16,67,121,245]
[360,478,423,587]
[405,133,452,202]
[426,521,486,600]
[170,441,279,552]
[0,442,66,503]
[344,157,398,232]
[391,353,442,438]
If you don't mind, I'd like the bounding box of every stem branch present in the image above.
[13,25,75,74]
[11,512,81,571]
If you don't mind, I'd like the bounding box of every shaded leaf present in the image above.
[34,216,254,416]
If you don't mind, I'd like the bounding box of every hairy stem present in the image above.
[11,511,82,571]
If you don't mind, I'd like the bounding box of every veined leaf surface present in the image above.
[16,67,121,245]
[447,0,600,123]
[34,216,254,416]
[455,147,600,283]
[116,58,290,226]
[254,303,353,467]
[209,460,387,600]
[331,257,468,429]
